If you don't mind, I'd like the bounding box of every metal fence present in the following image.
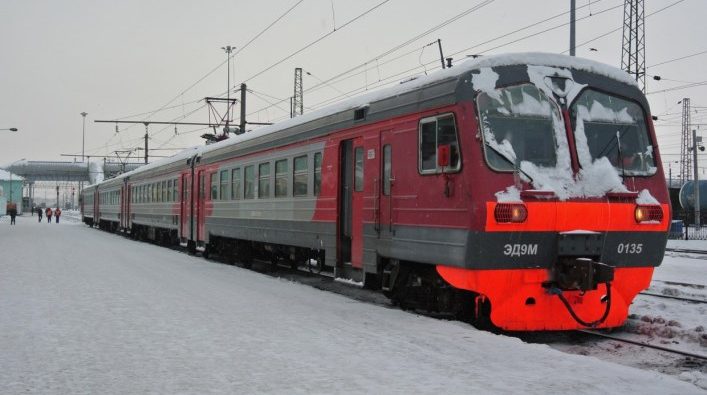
[668,222,707,240]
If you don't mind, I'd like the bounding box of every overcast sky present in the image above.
[1,0,705,176]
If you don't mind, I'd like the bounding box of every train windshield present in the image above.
[570,90,656,176]
[477,84,564,171]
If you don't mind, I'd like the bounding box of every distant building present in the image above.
[0,169,24,215]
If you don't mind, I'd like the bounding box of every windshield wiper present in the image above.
[485,142,534,183]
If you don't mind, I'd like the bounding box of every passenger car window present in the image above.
[275,159,288,197]
[244,166,255,199]
[220,170,229,200]
[259,163,270,198]
[232,168,241,200]
[293,155,308,197]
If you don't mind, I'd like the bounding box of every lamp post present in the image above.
[81,112,88,162]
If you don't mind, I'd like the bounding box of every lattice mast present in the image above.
[292,67,303,117]
[621,0,646,92]
[681,98,692,185]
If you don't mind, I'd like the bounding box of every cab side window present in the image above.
[419,114,460,174]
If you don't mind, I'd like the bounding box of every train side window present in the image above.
[150,184,155,203]
[232,168,241,200]
[275,159,288,197]
[220,170,230,200]
[210,172,218,200]
[314,152,322,196]
[354,147,364,192]
[162,181,167,202]
[418,113,460,174]
[383,145,392,195]
[259,162,271,198]
[166,181,171,202]
[244,165,255,199]
[293,155,308,197]
[173,179,178,201]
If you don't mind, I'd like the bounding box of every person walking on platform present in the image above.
[45,207,53,224]
[55,207,62,223]
[37,206,43,222]
[8,204,17,225]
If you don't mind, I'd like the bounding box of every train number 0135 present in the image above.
[617,243,643,254]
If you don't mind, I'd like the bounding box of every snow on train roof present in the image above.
[106,52,635,185]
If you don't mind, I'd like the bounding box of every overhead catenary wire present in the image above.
[247,0,497,118]
[649,49,707,69]
[250,0,615,118]
[240,0,393,85]
[290,0,686,117]
[99,0,305,142]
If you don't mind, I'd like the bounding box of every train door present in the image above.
[195,170,206,245]
[122,180,130,231]
[180,173,189,245]
[338,138,364,271]
[379,130,395,238]
[93,189,99,227]
[126,183,132,231]
[119,187,124,230]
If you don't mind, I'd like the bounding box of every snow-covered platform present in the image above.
[0,215,700,394]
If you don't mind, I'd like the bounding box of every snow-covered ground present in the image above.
[0,215,703,394]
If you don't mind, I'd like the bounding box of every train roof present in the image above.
[93,52,636,188]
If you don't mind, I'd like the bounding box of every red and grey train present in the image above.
[81,53,670,331]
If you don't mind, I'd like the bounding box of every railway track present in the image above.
[638,291,707,304]
[665,247,707,255]
[579,329,707,362]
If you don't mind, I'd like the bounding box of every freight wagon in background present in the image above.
[81,52,670,331]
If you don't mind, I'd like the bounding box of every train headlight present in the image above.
[634,205,663,223]
[494,203,528,223]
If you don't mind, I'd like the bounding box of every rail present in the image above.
[579,329,707,361]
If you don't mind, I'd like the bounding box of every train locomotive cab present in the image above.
[431,57,669,331]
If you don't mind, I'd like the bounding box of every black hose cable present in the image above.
[550,282,612,328]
